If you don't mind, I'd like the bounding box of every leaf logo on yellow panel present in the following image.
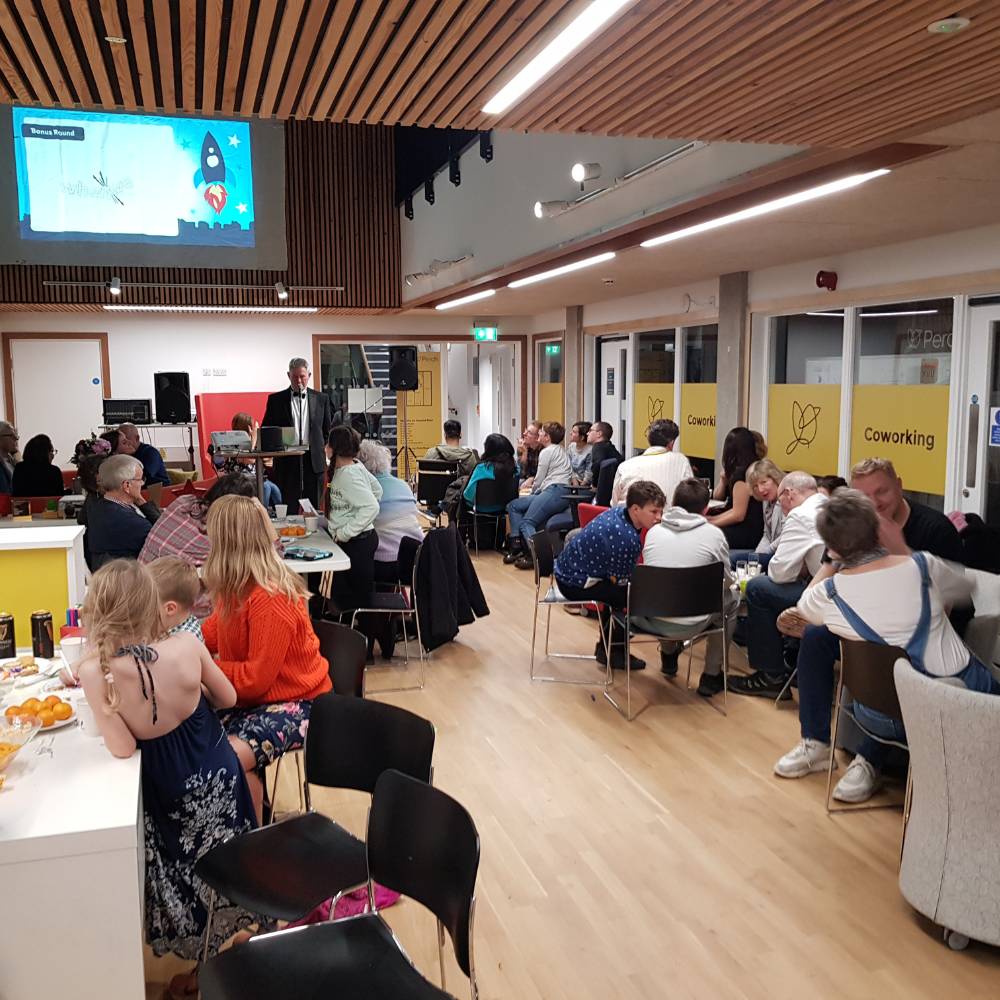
[647,396,664,422]
[786,401,821,455]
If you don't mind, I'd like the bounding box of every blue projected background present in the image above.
[13,106,256,248]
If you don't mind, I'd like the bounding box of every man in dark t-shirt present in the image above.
[770,458,971,798]
[587,421,623,483]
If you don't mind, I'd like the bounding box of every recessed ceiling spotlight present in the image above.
[571,162,601,183]
[926,16,971,34]
[275,281,289,300]
[104,35,128,44]
[108,276,121,296]
[533,200,573,219]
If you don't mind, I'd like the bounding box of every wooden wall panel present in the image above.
[0,120,401,310]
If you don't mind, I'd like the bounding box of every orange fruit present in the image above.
[19,699,41,715]
[51,702,72,722]
[4,705,22,719]
[36,708,55,728]
[43,695,61,708]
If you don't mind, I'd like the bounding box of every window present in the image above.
[633,330,676,451]
[537,340,563,424]
[766,313,843,477]
[851,299,952,509]
[680,324,718,472]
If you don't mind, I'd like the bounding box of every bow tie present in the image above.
[293,391,306,399]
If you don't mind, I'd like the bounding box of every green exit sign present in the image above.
[473,326,498,342]
[545,343,561,355]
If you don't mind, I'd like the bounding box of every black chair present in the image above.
[826,639,909,814]
[313,619,367,697]
[417,459,459,526]
[465,475,515,554]
[200,769,481,1000]
[610,563,731,721]
[593,457,621,507]
[194,694,436,962]
[528,530,608,685]
[350,536,425,692]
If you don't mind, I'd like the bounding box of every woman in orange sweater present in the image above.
[201,494,331,817]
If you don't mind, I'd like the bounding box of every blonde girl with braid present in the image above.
[77,559,258,975]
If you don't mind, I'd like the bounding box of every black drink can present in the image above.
[0,613,14,659]
[31,611,54,659]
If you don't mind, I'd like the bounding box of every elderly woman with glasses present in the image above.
[83,453,161,568]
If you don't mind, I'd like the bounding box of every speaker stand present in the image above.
[395,390,418,485]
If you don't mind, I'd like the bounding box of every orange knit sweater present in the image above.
[202,586,331,705]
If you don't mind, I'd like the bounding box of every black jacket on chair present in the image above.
[415,525,489,651]
[262,387,332,476]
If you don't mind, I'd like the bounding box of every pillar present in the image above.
[564,305,584,426]
[716,272,749,457]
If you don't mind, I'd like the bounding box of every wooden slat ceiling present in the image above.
[0,1,997,147]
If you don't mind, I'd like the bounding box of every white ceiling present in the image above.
[410,112,1000,317]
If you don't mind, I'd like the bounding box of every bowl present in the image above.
[0,714,43,772]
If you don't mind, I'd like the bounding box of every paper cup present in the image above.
[60,635,85,667]
[304,515,319,532]
[76,700,100,737]
[275,504,288,520]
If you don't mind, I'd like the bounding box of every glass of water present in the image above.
[747,553,760,577]
[736,559,748,581]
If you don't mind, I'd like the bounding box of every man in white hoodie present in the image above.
[635,478,738,697]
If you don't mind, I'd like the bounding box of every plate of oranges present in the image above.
[4,695,75,731]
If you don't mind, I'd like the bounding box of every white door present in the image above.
[959,304,1000,524]
[599,337,628,452]
[10,337,105,468]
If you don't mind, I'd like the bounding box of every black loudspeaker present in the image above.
[259,426,284,452]
[388,346,419,390]
[154,371,191,423]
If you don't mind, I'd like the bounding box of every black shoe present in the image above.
[503,549,522,564]
[514,555,534,570]
[697,672,725,698]
[728,671,792,699]
[609,650,645,671]
[660,650,679,677]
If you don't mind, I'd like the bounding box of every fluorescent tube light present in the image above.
[103,304,318,313]
[861,309,939,317]
[805,312,845,318]
[508,252,616,288]
[640,169,891,249]
[482,0,631,115]
[435,289,496,311]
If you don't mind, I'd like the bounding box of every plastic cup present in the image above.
[303,515,319,532]
[274,504,288,520]
[77,700,100,738]
[60,635,85,667]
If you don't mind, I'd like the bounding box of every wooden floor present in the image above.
[146,552,1000,998]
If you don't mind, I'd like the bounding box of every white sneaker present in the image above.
[774,739,831,778]
[833,755,880,803]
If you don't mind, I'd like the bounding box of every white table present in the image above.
[0,683,145,1000]
[279,518,350,575]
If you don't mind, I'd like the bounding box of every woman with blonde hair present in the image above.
[744,457,786,568]
[76,559,256,985]
[201,494,331,817]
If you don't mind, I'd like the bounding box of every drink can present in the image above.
[31,611,54,659]
[0,613,14,660]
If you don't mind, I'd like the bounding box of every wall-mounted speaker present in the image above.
[154,371,191,423]
[388,346,419,391]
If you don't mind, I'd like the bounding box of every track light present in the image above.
[108,276,121,296]
[275,282,289,300]
[533,200,573,219]
[571,162,601,183]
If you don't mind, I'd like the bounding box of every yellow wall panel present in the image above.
[632,383,675,450]
[767,383,841,476]
[850,385,949,495]
[0,548,69,649]
[537,382,564,425]
[399,350,443,462]
[680,383,718,459]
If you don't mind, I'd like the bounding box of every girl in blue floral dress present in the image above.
[77,560,259,985]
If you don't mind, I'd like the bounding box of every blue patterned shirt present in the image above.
[168,614,204,644]
[554,506,642,589]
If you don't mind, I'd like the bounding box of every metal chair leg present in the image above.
[899,764,913,870]
[776,667,797,706]
[201,890,216,964]
[529,595,540,680]
[544,604,552,656]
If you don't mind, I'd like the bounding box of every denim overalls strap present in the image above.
[823,552,931,671]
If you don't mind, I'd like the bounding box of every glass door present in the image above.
[599,337,629,451]
[960,303,1000,523]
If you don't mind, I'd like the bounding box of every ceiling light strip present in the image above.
[482,0,631,115]
[435,289,496,311]
[103,304,319,313]
[640,169,891,249]
[508,252,616,289]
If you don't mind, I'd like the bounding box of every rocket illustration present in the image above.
[193,132,228,213]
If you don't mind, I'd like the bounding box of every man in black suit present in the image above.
[262,357,332,513]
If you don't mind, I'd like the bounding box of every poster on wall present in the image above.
[767,384,841,477]
[632,383,675,450]
[398,350,442,473]
[850,385,949,495]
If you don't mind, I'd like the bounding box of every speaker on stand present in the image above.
[388,346,419,482]
[154,372,191,423]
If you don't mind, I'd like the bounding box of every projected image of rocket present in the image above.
[194,132,228,213]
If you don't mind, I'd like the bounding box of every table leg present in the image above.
[255,458,265,503]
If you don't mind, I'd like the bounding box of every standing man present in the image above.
[0,421,18,494]
[262,357,332,513]
[117,423,171,487]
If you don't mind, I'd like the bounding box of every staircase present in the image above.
[362,345,398,468]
